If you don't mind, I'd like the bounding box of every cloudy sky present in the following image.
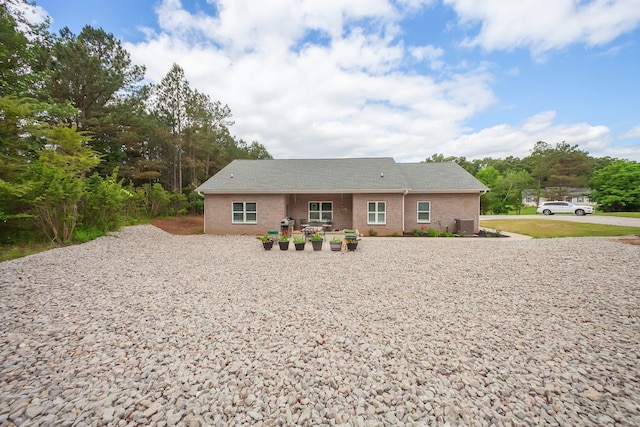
[34,0,640,162]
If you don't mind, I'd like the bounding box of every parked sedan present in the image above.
[536,201,594,216]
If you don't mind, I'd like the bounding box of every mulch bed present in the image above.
[151,216,204,235]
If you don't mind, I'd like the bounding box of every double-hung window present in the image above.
[232,202,257,223]
[309,202,333,222]
[367,201,386,224]
[417,201,431,223]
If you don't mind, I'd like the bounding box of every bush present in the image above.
[79,172,131,233]
[427,228,440,237]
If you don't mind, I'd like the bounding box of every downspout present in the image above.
[197,190,206,234]
[402,190,409,233]
[478,189,488,231]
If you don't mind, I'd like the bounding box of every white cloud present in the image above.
[444,0,640,58]
[125,0,499,162]
[447,111,620,159]
[409,44,444,69]
[619,125,640,139]
[120,0,640,163]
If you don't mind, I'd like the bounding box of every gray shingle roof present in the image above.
[195,158,488,194]
[399,162,490,192]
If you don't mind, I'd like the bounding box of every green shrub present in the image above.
[80,171,130,233]
[427,228,440,237]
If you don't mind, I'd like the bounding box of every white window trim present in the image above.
[232,201,257,224]
[367,201,386,225]
[417,201,431,223]
[308,201,333,222]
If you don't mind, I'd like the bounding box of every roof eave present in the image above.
[198,188,410,195]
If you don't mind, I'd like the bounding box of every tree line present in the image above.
[2,1,638,249]
[425,141,640,214]
[1,0,271,246]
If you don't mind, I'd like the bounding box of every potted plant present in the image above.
[278,233,290,250]
[329,236,342,251]
[310,232,323,251]
[256,233,273,250]
[344,234,360,251]
[293,235,306,250]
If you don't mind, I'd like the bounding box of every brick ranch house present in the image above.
[195,158,489,236]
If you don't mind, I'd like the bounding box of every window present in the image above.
[309,201,333,222]
[577,197,584,203]
[417,201,431,223]
[368,201,386,224]
[232,202,257,223]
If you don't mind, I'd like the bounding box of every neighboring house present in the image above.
[195,158,489,236]
[522,188,595,207]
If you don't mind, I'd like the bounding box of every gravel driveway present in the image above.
[1,225,639,426]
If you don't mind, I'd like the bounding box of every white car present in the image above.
[536,201,594,216]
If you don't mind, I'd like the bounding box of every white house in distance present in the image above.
[195,158,489,236]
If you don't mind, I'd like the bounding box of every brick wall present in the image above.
[203,194,286,234]
[352,193,404,236]
[404,193,480,233]
[204,192,481,235]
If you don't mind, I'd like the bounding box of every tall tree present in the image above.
[44,25,147,176]
[589,161,640,212]
[46,26,145,126]
[546,141,593,191]
[525,141,553,203]
[0,0,51,96]
[152,63,192,192]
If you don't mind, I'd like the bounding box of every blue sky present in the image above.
[34,0,640,162]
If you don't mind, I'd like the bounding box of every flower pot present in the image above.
[278,241,290,250]
[330,242,342,251]
[346,242,358,251]
[294,242,305,251]
[311,239,323,251]
[262,240,273,250]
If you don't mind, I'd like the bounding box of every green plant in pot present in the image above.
[293,235,306,250]
[344,234,361,251]
[256,233,273,250]
[329,236,342,251]
[310,232,323,251]
[278,233,290,250]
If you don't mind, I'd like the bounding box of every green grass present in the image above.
[481,219,640,238]
[595,212,640,218]
[0,242,58,262]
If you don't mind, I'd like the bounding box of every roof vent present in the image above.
[230,173,234,178]
[380,172,384,178]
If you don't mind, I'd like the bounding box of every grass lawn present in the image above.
[480,219,640,238]
[0,242,57,263]
[595,212,640,218]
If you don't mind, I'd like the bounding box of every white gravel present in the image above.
[1,224,638,426]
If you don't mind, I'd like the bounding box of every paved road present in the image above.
[481,214,640,227]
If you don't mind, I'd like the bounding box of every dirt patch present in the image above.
[151,216,204,235]
[614,235,640,246]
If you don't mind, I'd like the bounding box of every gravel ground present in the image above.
[1,225,639,426]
